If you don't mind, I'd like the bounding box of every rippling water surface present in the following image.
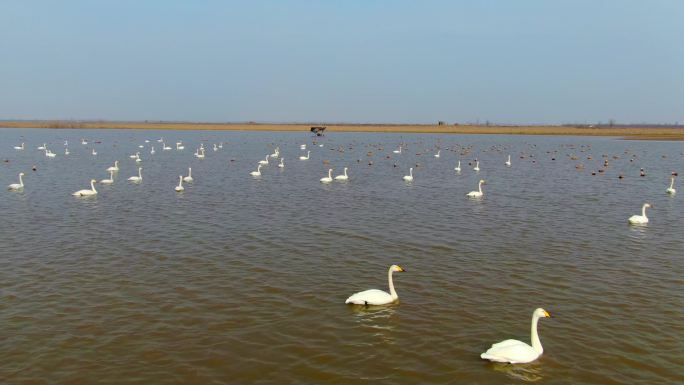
[1,128,682,384]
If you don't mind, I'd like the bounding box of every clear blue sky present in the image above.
[1,1,682,124]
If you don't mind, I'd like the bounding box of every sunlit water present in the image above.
[1,128,682,384]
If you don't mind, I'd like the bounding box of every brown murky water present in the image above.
[1,129,682,384]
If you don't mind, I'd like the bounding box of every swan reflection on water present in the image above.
[348,305,398,345]
[490,361,544,382]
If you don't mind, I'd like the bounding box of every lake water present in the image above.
[1,128,682,384]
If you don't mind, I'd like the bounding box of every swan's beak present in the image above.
[397,266,406,272]
[544,310,552,318]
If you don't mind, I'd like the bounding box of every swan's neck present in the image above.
[642,204,648,218]
[138,168,142,178]
[457,161,460,168]
[328,169,332,178]
[531,314,543,353]
[478,181,483,194]
[344,168,347,177]
[410,168,413,177]
[19,174,24,186]
[388,268,398,299]
[178,176,183,186]
[189,168,192,177]
[90,181,97,192]
[670,178,675,189]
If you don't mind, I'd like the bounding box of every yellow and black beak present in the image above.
[544,310,552,318]
[397,266,406,272]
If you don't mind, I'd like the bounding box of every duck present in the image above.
[480,308,552,364]
[320,169,333,183]
[628,203,652,224]
[72,179,98,196]
[7,172,25,190]
[467,179,485,198]
[335,167,349,181]
[345,265,406,305]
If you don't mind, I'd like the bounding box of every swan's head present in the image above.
[19,172,25,176]
[90,179,97,183]
[644,203,653,208]
[391,265,405,272]
[534,308,552,318]
[479,179,486,184]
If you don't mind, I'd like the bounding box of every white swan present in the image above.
[628,203,652,224]
[183,168,193,183]
[213,143,218,152]
[157,137,164,143]
[505,155,511,167]
[403,167,414,182]
[162,142,172,150]
[196,148,205,159]
[320,169,333,183]
[345,265,406,305]
[481,308,552,364]
[250,164,262,177]
[92,148,97,156]
[65,148,70,155]
[135,152,142,163]
[106,161,119,172]
[176,141,184,150]
[100,170,114,184]
[258,156,269,165]
[474,161,480,171]
[393,146,402,154]
[128,167,143,183]
[434,150,440,158]
[335,167,349,181]
[467,179,485,198]
[454,161,461,172]
[45,149,56,158]
[300,144,306,150]
[150,146,155,154]
[299,151,310,160]
[278,158,285,168]
[80,138,88,145]
[8,172,24,190]
[72,179,98,196]
[129,152,138,159]
[270,147,279,158]
[14,143,24,150]
[218,142,223,149]
[37,143,46,150]
[175,175,184,192]
[666,177,676,195]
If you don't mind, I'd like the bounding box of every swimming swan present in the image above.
[320,169,333,183]
[73,179,98,196]
[345,265,406,305]
[393,146,402,154]
[335,167,349,181]
[480,308,552,364]
[14,143,24,150]
[666,177,676,195]
[434,150,440,158]
[183,168,193,183]
[474,161,480,172]
[258,156,269,165]
[8,172,24,190]
[175,175,184,192]
[403,167,414,182]
[128,167,143,183]
[250,164,262,177]
[106,161,119,172]
[100,170,114,184]
[467,179,485,198]
[505,155,511,167]
[299,151,310,160]
[278,158,285,168]
[454,161,461,172]
[628,203,652,224]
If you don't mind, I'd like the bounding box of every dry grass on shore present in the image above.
[2,121,683,140]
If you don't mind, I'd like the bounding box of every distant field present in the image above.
[2,121,683,139]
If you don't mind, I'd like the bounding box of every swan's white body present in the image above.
[455,161,461,172]
[196,148,205,159]
[129,153,138,159]
[45,149,56,158]
[481,308,552,364]
[270,147,279,158]
[128,167,143,183]
[299,151,310,160]
[162,142,172,150]
[73,179,98,196]
[505,155,511,167]
[666,177,676,195]
[65,148,70,155]
[107,161,119,172]
[300,144,306,150]
[92,148,97,156]
[175,175,184,192]
[467,179,485,198]
[474,161,480,171]
[150,146,155,154]
[403,168,414,182]
[183,168,193,183]
[346,265,405,305]
[434,150,440,158]
[8,173,25,190]
[393,146,402,154]
[250,164,262,177]
[37,143,46,150]
[258,156,269,165]
[135,152,142,163]
[335,167,349,181]
[628,203,651,224]
[14,143,24,150]
[81,139,88,145]
[157,137,164,143]
[278,158,285,168]
[101,170,114,184]
[213,144,218,152]
[320,169,333,183]
[176,142,184,150]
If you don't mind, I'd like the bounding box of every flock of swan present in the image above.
[4,134,680,366]
[6,137,679,226]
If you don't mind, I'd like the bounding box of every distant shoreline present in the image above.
[2,121,684,140]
